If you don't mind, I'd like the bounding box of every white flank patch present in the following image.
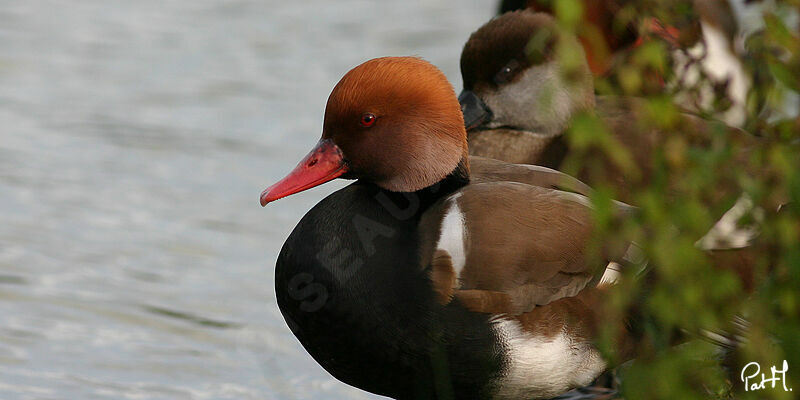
[435,195,467,278]
[491,318,606,400]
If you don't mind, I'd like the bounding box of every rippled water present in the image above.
[0,1,493,398]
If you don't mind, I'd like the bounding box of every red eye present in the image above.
[360,113,376,127]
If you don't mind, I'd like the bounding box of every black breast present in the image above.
[274,180,504,399]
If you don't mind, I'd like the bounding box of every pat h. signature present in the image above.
[741,360,793,392]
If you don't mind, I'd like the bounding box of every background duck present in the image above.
[495,0,750,127]
[460,11,758,204]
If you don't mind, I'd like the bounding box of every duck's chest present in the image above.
[273,183,503,399]
[467,129,568,168]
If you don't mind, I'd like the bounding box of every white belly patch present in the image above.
[491,317,607,399]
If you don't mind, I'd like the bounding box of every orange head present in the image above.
[261,57,467,205]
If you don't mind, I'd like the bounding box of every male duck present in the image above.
[261,57,637,399]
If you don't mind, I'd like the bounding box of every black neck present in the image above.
[364,157,470,216]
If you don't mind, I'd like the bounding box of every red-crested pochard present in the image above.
[261,57,640,399]
[495,1,748,126]
[459,10,769,291]
[459,11,757,203]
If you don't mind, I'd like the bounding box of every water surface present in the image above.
[0,1,494,398]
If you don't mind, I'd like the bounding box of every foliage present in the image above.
[549,1,800,398]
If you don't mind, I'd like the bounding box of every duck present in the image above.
[459,10,757,204]
[261,56,640,399]
[459,10,771,291]
[494,1,748,126]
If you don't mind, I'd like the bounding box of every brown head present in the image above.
[261,57,467,205]
[459,11,595,136]
[522,0,637,74]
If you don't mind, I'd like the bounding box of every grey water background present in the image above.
[0,1,494,399]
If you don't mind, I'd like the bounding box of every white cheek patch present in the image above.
[483,59,594,137]
[435,194,467,281]
[491,317,606,399]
